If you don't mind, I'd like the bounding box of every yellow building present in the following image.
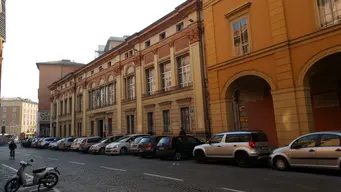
[203,0,341,147]
[48,0,208,139]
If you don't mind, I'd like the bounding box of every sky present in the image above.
[1,0,186,102]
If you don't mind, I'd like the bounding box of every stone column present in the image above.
[135,65,143,133]
[71,93,75,136]
[295,86,314,135]
[82,88,88,137]
[153,50,160,91]
[189,41,205,133]
[169,43,177,87]
[56,99,60,137]
[115,67,122,134]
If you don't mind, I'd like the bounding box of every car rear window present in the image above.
[133,137,143,144]
[158,137,171,145]
[140,137,151,143]
[251,133,268,142]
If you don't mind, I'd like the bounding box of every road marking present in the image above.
[100,166,126,172]
[2,164,61,191]
[24,154,31,156]
[48,157,59,161]
[68,161,85,165]
[143,173,183,182]
[220,187,246,192]
[34,155,43,158]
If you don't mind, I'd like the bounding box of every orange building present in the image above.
[203,0,341,147]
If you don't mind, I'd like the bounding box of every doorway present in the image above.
[98,119,104,137]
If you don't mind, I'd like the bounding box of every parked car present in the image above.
[130,136,144,155]
[105,134,149,155]
[192,131,271,167]
[138,136,164,158]
[70,138,84,151]
[49,138,64,150]
[156,135,204,161]
[38,137,58,149]
[89,135,123,154]
[59,137,76,151]
[270,131,341,171]
[21,138,33,148]
[79,136,102,153]
[31,138,42,148]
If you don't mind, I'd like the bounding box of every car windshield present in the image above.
[100,138,109,143]
[115,136,130,143]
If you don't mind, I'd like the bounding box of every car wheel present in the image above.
[235,151,250,168]
[173,151,182,161]
[99,148,105,154]
[120,147,127,155]
[273,156,289,171]
[194,150,206,163]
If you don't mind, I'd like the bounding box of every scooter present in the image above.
[4,159,60,192]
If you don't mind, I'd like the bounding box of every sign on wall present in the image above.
[38,111,50,122]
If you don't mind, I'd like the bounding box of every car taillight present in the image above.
[248,141,256,149]
[146,143,152,147]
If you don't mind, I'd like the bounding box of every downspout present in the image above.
[196,0,211,140]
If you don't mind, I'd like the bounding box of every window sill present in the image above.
[142,85,193,100]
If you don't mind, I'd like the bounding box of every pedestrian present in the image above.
[179,127,186,136]
[9,140,17,160]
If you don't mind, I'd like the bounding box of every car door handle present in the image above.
[309,149,315,152]
[217,145,221,147]
[233,145,237,147]
[335,149,341,152]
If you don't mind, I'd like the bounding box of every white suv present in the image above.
[193,131,271,167]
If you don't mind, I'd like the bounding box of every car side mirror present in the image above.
[30,159,34,162]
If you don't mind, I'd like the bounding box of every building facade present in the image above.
[48,0,208,139]
[0,0,6,98]
[203,0,341,147]
[37,60,84,136]
[0,98,38,136]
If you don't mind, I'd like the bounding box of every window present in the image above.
[64,99,68,114]
[145,40,151,48]
[209,134,224,144]
[180,107,190,132]
[159,32,166,40]
[147,112,154,133]
[176,22,184,31]
[317,0,341,27]
[320,134,341,147]
[90,121,94,136]
[160,61,172,91]
[129,50,133,57]
[77,95,83,112]
[12,108,16,112]
[108,83,114,105]
[2,120,5,126]
[127,76,135,100]
[69,98,72,114]
[177,54,191,88]
[3,107,6,112]
[162,110,170,132]
[291,134,318,149]
[107,62,111,67]
[99,66,103,71]
[126,115,135,134]
[146,68,156,95]
[91,70,94,75]
[12,114,16,119]
[60,101,63,115]
[100,86,105,107]
[125,52,129,59]
[78,76,82,81]
[232,17,250,56]
[225,134,250,143]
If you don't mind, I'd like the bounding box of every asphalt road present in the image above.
[1,145,341,192]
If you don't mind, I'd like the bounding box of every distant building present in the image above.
[36,59,85,136]
[0,97,37,136]
[0,0,6,100]
[94,36,125,58]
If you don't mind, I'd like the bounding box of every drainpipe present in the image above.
[196,0,211,140]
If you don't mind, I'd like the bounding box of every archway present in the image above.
[303,52,341,132]
[226,75,278,147]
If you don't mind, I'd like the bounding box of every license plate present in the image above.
[159,147,164,150]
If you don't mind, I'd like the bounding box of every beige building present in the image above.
[48,0,208,139]
[0,97,38,136]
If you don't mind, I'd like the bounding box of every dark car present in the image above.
[138,136,164,158]
[156,135,204,161]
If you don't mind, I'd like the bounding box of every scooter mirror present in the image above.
[30,159,34,162]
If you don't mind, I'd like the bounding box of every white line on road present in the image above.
[220,187,247,192]
[48,157,59,161]
[23,154,31,156]
[68,161,85,165]
[33,155,43,158]
[100,166,126,172]
[143,173,183,182]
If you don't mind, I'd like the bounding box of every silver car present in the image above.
[89,135,123,154]
[130,136,144,155]
[270,131,341,171]
[105,134,149,155]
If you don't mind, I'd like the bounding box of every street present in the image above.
[1,146,341,192]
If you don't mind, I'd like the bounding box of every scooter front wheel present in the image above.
[4,178,20,192]
[42,172,59,188]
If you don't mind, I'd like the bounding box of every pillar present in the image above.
[82,88,88,137]
[295,86,314,135]
[153,51,160,90]
[189,41,205,133]
[56,99,60,137]
[135,65,143,133]
[116,73,122,134]
[169,44,177,87]
[71,93,75,136]
[49,102,53,136]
